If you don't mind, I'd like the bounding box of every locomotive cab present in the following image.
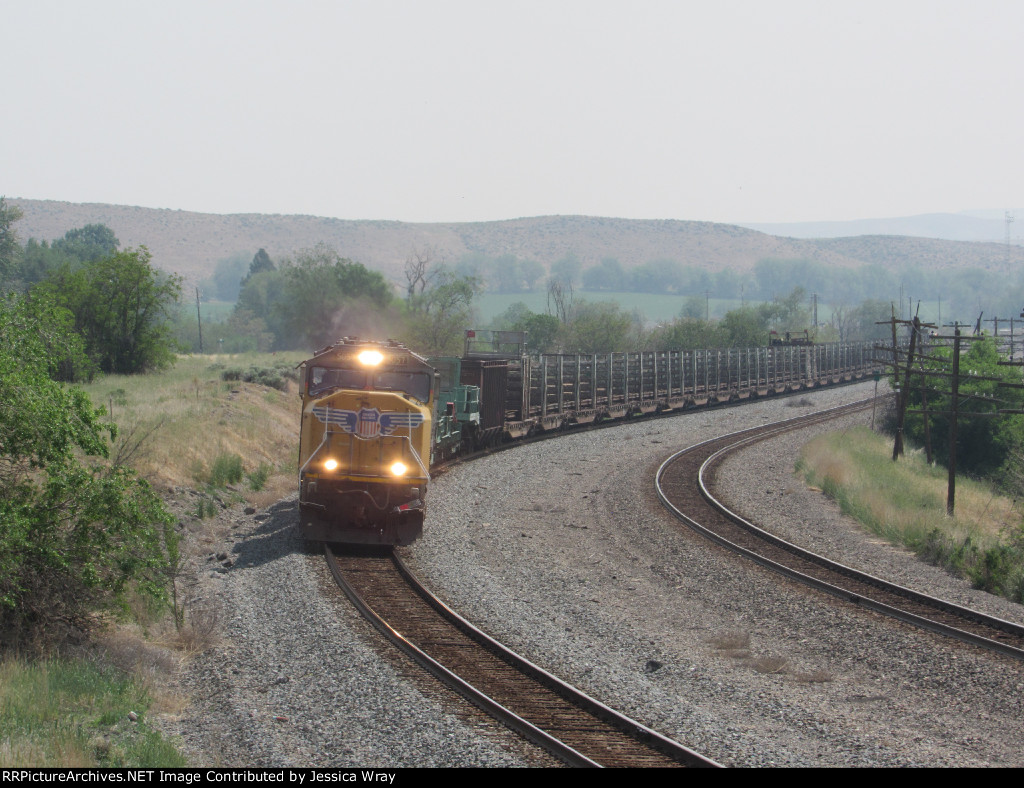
[298,338,434,546]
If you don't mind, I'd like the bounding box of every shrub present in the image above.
[219,364,295,391]
[246,464,271,492]
[0,294,176,643]
[208,454,243,488]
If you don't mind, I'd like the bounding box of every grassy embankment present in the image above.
[797,426,1024,603]
[2,352,304,767]
[83,352,305,506]
[0,658,187,767]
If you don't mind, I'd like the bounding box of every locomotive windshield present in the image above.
[309,367,365,394]
[373,371,431,403]
[309,365,431,403]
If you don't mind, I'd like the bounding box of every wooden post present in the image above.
[947,328,961,516]
[893,316,919,460]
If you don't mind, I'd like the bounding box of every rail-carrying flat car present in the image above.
[298,331,883,547]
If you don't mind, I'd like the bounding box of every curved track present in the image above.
[656,400,1024,661]
[325,546,721,768]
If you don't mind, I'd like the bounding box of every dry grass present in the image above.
[799,426,1024,602]
[792,669,834,683]
[799,427,1019,548]
[83,352,304,499]
[709,630,751,657]
[92,627,188,717]
[751,655,790,674]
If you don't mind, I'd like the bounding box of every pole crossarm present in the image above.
[906,409,1024,417]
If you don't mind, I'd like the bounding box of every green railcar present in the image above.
[428,356,481,460]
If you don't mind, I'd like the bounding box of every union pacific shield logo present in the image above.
[313,406,424,440]
[357,408,381,439]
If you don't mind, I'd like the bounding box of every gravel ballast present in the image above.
[159,381,1024,767]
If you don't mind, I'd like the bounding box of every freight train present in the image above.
[297,331,880,546]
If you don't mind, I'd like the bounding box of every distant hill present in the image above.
[10,199,1022,288]
[739,211,1021,243]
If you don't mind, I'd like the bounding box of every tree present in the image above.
[491,303,560,353]
[278,243,394,350]
[52,224,119,264]
[758,286,811,333]
[0,197,23,283]
[404,246,439,304]
[247,248,275,279]
[901,334,1024,481]
[547,276,575,325]
[719,305,768,347]
[0,293,174,640]
[200,252,252,302]
[631,259,683,293]
[519,258,546,291]
[490,254,523,292]
[18,238,72,288]
[846,299,897,342]
[561,301,633,353]
[647,317,725,350]
[39,247,183,375]
[235,267,289,347]
[403,270,481,355]
[680,295,706,320]
[550,254,581,288]
[582,257,627,291]
[224,308,275,352]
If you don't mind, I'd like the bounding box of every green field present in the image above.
[193,291,950,333]
[475,291,949,328]
[474,291,745,325]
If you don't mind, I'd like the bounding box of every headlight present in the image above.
[324,458,339,471]
[389,461,408,477]
[357,349,384,367]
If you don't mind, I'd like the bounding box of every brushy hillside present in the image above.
[13,199,1022,289]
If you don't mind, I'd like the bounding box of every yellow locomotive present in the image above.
[297,338,434,546]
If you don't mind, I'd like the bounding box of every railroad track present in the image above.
[656,399,1024,661]
[325,546,721,768]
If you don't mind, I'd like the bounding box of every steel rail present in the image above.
[655,401,1024,662]
[325,546,721,768]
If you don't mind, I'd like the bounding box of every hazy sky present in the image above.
[3,0,1022,224]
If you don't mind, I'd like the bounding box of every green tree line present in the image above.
[897,333,1024,485]
[0,198,181,643]
[490,286,895,354]
[450,248,1023,322]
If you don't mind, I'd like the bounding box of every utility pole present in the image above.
[883,315,1024,517]
[195,287,204,354]
[945,328,962,515]
[892,315,920,460]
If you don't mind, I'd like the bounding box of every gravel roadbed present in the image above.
[153,498,555,767]
[408,381,1024,767]
[157,381,1024,767]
